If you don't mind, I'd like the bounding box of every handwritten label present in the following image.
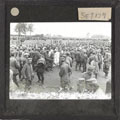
[78,8,111,21]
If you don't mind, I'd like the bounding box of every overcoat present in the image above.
[10,56,20,75]
[59,62,72,82]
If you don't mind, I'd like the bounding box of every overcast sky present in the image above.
[10,22,111,38]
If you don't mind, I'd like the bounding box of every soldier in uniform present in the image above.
[82,66,94,90]
[22,57,34,90]
[90,56,99,79]
[20,52,29,81]
[17,51,24,80]
[49,49,54,71]
[35,57,45,85]
[80,50,88,72]
[103,52,111,78]
[31,50,41,71]
[10,52,20,87]
[103,59,110,78]
[82,66,94,80]
[97,51,103,70]
[59,55,72,91]
[75,50,81,71]
[66,52,73,68]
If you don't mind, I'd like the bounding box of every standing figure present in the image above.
[103,59,110,78]
[17,51,23,80]
[59,56,72,91]
[75,50,80,71]
[10,52,20,87]
[36,58,45,85]
[20,52,28,81]
[31,50,41,71]
[54,49,60,66]
[103,53,111,78]
[80,51,88,72]
[22,57,34,90]
[66,52,73,67]
[49,49,54,70]
[97,52,103,70]
[91,61,99,79]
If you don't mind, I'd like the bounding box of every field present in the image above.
[10,62,111,99]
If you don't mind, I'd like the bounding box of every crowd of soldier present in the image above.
[10,41,111,92]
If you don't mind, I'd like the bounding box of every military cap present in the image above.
[87,66,94,71]
[23,52,29,57]
[37,58,45,64]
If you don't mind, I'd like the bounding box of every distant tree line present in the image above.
[15,23,33,36]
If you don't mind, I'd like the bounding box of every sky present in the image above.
[10,22,111,38]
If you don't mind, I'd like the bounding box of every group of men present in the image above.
[10,40,111,92]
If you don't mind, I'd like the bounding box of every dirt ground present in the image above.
[10,62,111,99]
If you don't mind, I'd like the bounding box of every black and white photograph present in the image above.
[9,22,111,99]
